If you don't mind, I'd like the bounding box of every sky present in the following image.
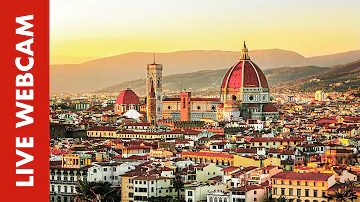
[50,0,360,61]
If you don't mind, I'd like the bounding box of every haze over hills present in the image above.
[50,49,360,93]
[97,59,360,95]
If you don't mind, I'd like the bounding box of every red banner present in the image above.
[1,0,49,201]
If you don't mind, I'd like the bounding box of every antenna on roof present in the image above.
[153,52,156,64]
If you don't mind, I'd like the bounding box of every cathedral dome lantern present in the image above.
[221,41,269,94]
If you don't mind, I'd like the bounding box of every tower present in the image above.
[146,56,163,123]
[180,92,191,121]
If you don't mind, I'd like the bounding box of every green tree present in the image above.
[172,175,184,200]
[73,180,120,202]
[324,187,358,202]
[277,196,289,202]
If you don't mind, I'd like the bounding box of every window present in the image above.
[289,188,293,196]
[297,181,300,185]
[297,189,301,197]
[322,182,324,187]
[129,193,133,197]
[254,199,257,202]
[104,176,106,180]
[305,189,309,197]
[274,188,277,195]
[151,187,154,192]
[314,190,318,197]
[151,181,154,184]
[135,181,138,184]
[144,181,146,184]
[322,191,326,197]
[313,182,316,186]
[289,181,292,185]
[273,180,276,184]
[188,191,193,196]
[71,186,74,193]
[281,180,284,185]
[113,167,116,171]
[281,188,285,195]
[139,181,142,184]
[93,169,97,173]
[58,186,61,193]
[305,181,308,186]
[254,191,257,194]
[159,190,161,193]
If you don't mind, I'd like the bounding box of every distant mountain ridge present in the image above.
[50,49,360,93]
[98,59,360,95]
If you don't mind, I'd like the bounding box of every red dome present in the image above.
[115,89,140,105]
[221,43,268,90]
[221,60,269,89]
[262,103,277,112]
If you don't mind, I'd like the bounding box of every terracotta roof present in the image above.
[272,171,333,181]
[115,89,140,105]
[263,103,278,112]
[221,52,269,90]
[133,175,170,180]
[87,126,117,131]
[182,151,233,159]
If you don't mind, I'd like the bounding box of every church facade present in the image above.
[142,42,278,122]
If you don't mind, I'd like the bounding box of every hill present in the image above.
[98,59,360,95]
[51,49,360,93]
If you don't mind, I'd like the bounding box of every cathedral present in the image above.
[116,42,278,122]
[218,42,278,121]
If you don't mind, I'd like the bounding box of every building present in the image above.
[114,88,141,115]
[133,175,175,201]
[219,42,278,121]
[86,126,117,138]
[50,153,92,202]
[185,183,227,202]
[162,95,220,121]
[229,185,267,202]
[315,90,327,101]
[144,42,278,122]
[146,59,163,123]
[271,171,336,202]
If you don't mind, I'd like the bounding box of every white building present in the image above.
[132,175,175,201]
[87,162,135,186]
[185,183,227,202]
[315,90,327,101]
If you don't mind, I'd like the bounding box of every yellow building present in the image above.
[272,171,336,202]
[233,156,281,168]
[86,126,117,138]
[121,174,135,202]
[181,151,234,166]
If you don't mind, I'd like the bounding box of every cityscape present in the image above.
[49,1,360,202]
[50,42,360,202]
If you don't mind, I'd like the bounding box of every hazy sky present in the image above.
[50,0,360,59]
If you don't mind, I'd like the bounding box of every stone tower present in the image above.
[146,57,163,123]
[180,92,191,121]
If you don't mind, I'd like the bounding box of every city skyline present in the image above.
[50,0,360,64]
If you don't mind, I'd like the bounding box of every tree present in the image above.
[324,187,358,202]
[276,196,289,202]
[172,175,184,200]
[73,180,120,202]
[263,195,275,202]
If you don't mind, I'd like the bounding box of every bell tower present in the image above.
[146,54,163,123]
